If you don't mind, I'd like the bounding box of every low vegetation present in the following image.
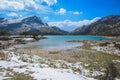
[0,30,11,36]
[0,51,8,60]
[0,68,34,80]
[0,30,12,40]
[15,39,26,44]
[11,73,33,80]
[14,47,120,78]
[100,62,118,80]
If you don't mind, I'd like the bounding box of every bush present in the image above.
[0,51,8,60]
[11,73,33,80]
[15,39,26,44]
[99,42,110,46]
[31,33,39,40]
[100,62,118,80]
[20,31,30,37]
[0,30,11,36]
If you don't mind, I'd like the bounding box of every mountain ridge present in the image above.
[0,16,68,35]
[0,15,120,36]
[72,15,120,36]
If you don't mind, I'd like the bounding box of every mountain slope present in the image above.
[0,16,67,35]
[36,26,68,35]
[72,15,120,36]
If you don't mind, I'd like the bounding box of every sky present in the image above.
[0,0,120,31]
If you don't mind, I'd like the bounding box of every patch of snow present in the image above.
[113,60,120,63]
[91,46,120,56]
[7,18,22,24]
[30,68,94,80]
[0,49,98,80]
[1,18,23,24]
[22,38,34,41]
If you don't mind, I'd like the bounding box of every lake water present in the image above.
[15,35,109,50]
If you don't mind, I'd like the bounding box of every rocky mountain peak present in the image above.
[22,16,44,25]
[0,16,68,35]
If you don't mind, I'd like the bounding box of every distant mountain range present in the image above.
[0,15,120,36]
[0,16,67,35]
[72,15,120,36]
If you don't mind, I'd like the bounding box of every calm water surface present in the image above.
[15,35,109,50]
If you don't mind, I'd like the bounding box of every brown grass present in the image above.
[0,51,8,60]
[14,47,120,77]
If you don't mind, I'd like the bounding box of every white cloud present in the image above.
[56,8,83,15]
[19,15,23,17]
[58,8,66,14]
[7,12,18,17]
[0,0,24,10]
[73,11,79,15]
[0,0,40,10]
[0,0,54,17]
[43,0,57,6]
[0,0,57,11]
[23,0,39,10]
[48,17,101,31]
[7,12,23,17]
[73,11,83,15]
[68,11,83,15]
[44,16,49,20]
[90,17,101,22]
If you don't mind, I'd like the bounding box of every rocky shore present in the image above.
[67,39,120,56]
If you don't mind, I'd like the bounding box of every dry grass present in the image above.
[0,51,8,60]
[14,48,120,62]
[0,68,34,80]
[14,48,120,78]
[13,39,120,78]
[10,73,33,80]
[49,50,60,54]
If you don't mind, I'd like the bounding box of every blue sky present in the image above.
[0,0,120,31]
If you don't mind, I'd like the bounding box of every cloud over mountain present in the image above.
[48,17,101,31]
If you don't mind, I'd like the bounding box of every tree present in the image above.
[20,31,29,37]
[31,32,39,40]
[0,30,11,36]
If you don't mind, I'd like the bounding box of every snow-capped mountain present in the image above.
[0,16,67,35]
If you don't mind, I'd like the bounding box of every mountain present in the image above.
[72,15,120,36]
[51,26,68,34]
[0,16,67,35]
[35,26,68,35]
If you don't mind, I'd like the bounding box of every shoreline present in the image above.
[1,35,120,62]
[102,36,120,41]
[2,39,120,79]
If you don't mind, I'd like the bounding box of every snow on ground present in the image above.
[0,61,95,80]
[113,60,120,63]
[91,46,120,56]
[0,49,96,80]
